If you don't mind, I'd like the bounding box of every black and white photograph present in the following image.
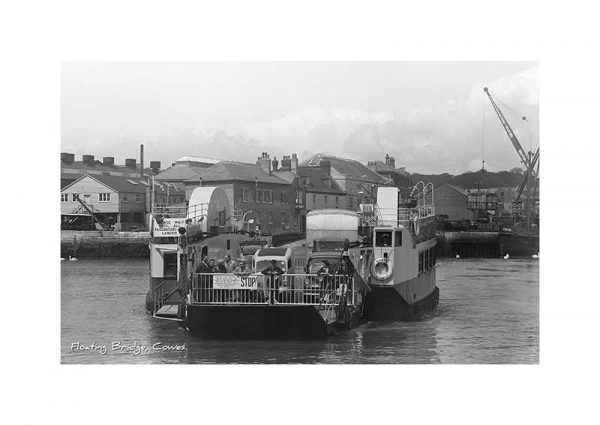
[4,1,599,424]
[60,61,539,364]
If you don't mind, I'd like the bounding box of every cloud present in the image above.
[62,65,538,174]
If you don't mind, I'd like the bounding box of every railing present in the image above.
[152,204,189,218]
[190,273,357,306]
[153,281,168,315]
[374,205,435,227]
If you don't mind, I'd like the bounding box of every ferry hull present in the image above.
[185,305,339,339]
[365,285,439,321]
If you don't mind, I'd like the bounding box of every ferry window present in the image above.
[218,210,226,226]
[424,250,429,271]
[375,231,392,247]
[61,194,68,202]
[418,252,424,274]
[395,231,402,247]
[163,252,177,278]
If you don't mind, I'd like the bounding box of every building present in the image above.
[60,149,161,189]
[61,174,185,230]
[300,153,389,209]
[154,155,221,201]
[433,183,471,221]
[465,187,518,215]
[296,164,347,212]
[367,154,413,190]
[183,160,300,235]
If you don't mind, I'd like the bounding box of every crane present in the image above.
[484,87,539,228]
[483,87,537,177]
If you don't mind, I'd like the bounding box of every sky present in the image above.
[61,62,538,174]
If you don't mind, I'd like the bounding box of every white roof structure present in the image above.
[175,155,220,165]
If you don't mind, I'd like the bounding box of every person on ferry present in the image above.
[216,259,227,273]
[224,254,237,273]
[261,259,284,304]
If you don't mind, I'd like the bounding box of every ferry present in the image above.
[147,182,438,338]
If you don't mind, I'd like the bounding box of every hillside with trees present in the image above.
[410,168,525,189]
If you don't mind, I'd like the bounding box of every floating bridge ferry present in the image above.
[147,183,438,338]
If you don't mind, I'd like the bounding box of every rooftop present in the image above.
[185,161,289,185]
[296,166,346,195]
[301,153,388,184]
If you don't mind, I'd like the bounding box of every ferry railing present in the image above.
[374,205,436,227]
[190,273,357,307]
[153,281,167,315]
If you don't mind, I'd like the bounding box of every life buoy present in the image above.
[413,215,420,236]
[373,257,393,281]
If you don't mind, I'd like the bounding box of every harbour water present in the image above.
[61,258,538,364]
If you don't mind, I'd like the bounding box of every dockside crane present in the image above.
[483,87,538,228]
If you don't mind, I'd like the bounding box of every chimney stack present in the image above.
[103,156,115,166]
[290,153,298,172]
[140,144,144,178]
[320,159,331,176]
[126,158,137,169]
[61,152,75,164]
[280,155,291,171]
[389,156,396,169]
[256,152,271,173]
[272,157,279,172]
[150,161,161,175]
[82,154,95,165]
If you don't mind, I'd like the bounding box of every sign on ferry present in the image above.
[213,274,258,290]
[152,218,187,237]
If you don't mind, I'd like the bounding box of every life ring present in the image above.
[373,257,393,281]
[413,215,420,236]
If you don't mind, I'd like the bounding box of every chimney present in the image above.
[280,155,291,171]
[61,152,75,164]
[385,154,390,166]
[82,155,95,165]
[140,144,144,178]
[103,156,115,166]
[389,156,396,169]
[320,159,331,176]
[150,161,161,175]
[126,158,137,169]
[290,153,298,172]
[272,157,279,172]
[256,152,271,173]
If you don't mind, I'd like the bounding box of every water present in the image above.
[61,258,538,364]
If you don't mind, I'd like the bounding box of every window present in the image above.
[395,231,402,247]
[268,211,273,224]
[335,196,339,208]
[375,231,392,247]
[424,250,429,272]
[163,252,178,278]
[269,190,273,203]
[324,195,328,205]
[72,193,79,201]
[257,190,263,203]
[61,194,68,202]
[281,211,287,223]
[312,194,317,204]
[242,188,249,202]
[432,248,437,267]
[256,211,261,223]
[281,191,286,203]
[418,252,424,274]
[136,194,142,202]
[218,210,226,226]
[123,194,129,202]
[99,193,110,202]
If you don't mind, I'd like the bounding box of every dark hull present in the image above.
[364,286,439,321]
[184,305,357,339]
[499,232,539,257]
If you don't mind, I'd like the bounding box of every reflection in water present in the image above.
[62,258,538,364]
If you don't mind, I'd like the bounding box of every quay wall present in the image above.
[61,231,150,259]
[436,231,500,258]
